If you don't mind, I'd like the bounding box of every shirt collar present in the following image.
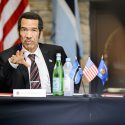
[23,45,41,59]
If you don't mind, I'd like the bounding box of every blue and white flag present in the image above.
[52,0,83,63]
[97,58,108,85]
[69,58,83,84]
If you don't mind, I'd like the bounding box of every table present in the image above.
[0,95,125,125]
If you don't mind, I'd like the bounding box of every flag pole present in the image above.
[81,78,86,95]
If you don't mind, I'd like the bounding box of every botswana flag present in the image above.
[69,58,83,84]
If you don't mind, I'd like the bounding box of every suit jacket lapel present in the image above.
[39,44,55,86]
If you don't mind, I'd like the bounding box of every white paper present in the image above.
[13,89,46,97]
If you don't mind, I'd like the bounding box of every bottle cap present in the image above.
[66,58,71,62]
[56,53,61,57]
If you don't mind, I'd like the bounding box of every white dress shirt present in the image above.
[9,46,51,93]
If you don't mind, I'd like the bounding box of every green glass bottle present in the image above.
[53,53,64,96]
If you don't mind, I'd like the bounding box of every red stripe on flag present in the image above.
[0,41,2,51]
[0,0,29,51]
[84,69,92,81]
[2,0,29,43]
[0,0,9,19]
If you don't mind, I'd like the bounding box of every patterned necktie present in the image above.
[28,54,41,89]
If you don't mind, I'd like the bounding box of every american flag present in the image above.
[83,57,98,82]
[0,0,29,52]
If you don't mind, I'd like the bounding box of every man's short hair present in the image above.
[18,12,43,32]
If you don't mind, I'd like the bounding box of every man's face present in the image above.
[19,18,42,52]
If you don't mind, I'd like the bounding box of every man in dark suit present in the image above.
[0,12,67,93]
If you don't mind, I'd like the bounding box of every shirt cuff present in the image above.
[8,58,19,69]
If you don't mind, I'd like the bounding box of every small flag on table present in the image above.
[69,58,83,84]
[83,57,98,82]
[97,57,108,85]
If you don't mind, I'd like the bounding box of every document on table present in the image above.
[13,89,46,97]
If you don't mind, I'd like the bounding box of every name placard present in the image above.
[13,89,46,97]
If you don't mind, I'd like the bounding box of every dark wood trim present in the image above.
[89,0,111,94]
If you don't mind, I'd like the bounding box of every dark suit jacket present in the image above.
[0,43,67,92]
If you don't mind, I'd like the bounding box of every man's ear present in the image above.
[39,30,43,39]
